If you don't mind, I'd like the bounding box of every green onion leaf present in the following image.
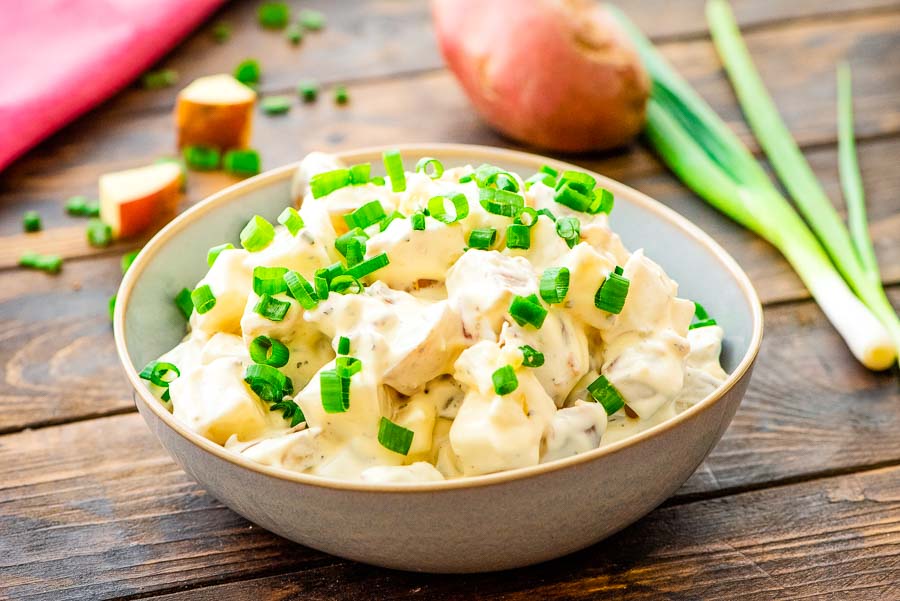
[250,335,290,367]
[191,284,216,314]
[509,295,547,329]
[286,23,303,44]
[467,227,496,250]
[349,163,371,185]
[258,2,289,29]
[479,187,524,217]
[253,293,291,321]
[336,355,362,378]
[525,172,556,189]
[86,219,112,247]
[554,182,593,212]
[346,252,389,279]
[555,216,580,248]
[271,399,306,427]
[329,274,363,295]
[240,215,275,252]
[492,365,519,395]
[223,149,262,176]
[253,266,289,296]
[411,211,426,231]
[505,224,531,249]
[309,168,351,198]
[689,301,718,329]
[261,95,292,115]
[298,79,318,102]
[19,252,62,273]
[212,21,231,43]
[183,145,220,171]
[515,207,539,228]
[539,267,570,304]
[108,294,116,321]
[472,164,519,192]
[377,417,414,455]
[587,375,625,415]
[594,269,630,314]
[65,196,89,216]
[382,150,406,192]
[121,250,139,274]
[277,207,304,236]
[139,361,180,388]
[245,363,290,403]
[589,188,615,214]
[174,287,193,319]
[427,193,469,224]
[141,69,178,90]
[283,270,318,309]
[343,200,386,230]
[335,227,368,258]
[299,9,326,30]
[536,208,557,222]
[415,157,445,179]
[23,211,41,232]
[234,59,261,85]
[337,336,350,355]
[320,369,350,413]
[334,85,349,105]
[520,345,545,368]
[207,243,234,267]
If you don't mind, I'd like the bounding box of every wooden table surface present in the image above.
[2,1,899,599]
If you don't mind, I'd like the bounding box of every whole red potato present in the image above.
[432,0,649,152]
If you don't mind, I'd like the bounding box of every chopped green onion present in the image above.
[382,150,406,192]
[253,266,289,296]
[329,274,363,295]
[298,79,318,102]
[335,227,368,257]
[86,219,112,247]
[344,200,386,230]
[492,365,519,395]
[23,210,41,232]
[428,193,469,224]
[525,171,556,189]
[380,210,404,232]
[285,23,303,44]
[558,170,595,193]
[83,201,101,217]
[336,356,362,378]
[479,187,524,217]
[207,243,234,267]
[590,188,615,214]
[174,287,193,319]
[244,363,290,403]
[313,264,341,301]
[346,252,389,279]
[594,269,630,314]
[320,369,350,413]
[536,208,557,222]
[349,163,371,185]
[299,9,326,30]
[415,157,444,179]
[108,294,116,321]
[191,284,216,314]
[554,182,593,212]
[283,270,318,309]
[223,149,262,176]
[262,95,292,115]
[139,361,180,388]
[371,176,386,186]
[505,224,531,249]
[272,399,305,427]
[183,145,220,171]
[472,164,519,192]
[65,196,88,216]
[258,2,289,29]
[541,165,559,177]
[467,227,496,250]
[509,295,547,329]
[555,216,580,248]
[343,237,365,266]
[411,211,426,231]
[240,215,275,252]
[250,335,290,367]
[337,336,351,355]
[587,375,625,415]
[539,267,570,304]
[334,85,349,105]
[234,59,261,85]
[377,417,414,455]
[514,207,538,228]
[309,168,351,198]
[690,301,718,329]
[212,21,231,43]
[458,174,473,184]
[277,207,304,236]
[141,69,178,90]
[121,250,139,274]
[520,345,545,368]
[253,293,291,321]
[19,252,63,273]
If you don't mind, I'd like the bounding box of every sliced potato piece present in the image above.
[175,74,256,150]
[99,161,181,238]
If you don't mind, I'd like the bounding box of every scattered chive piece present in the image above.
[515,206,539,227]
[240,215,275,252]
[479,187,524,217]
[335,227,368,257]
[139,360,180,388]
[23,210,41,232]
[249,335,290,367]
[594,268,630,314]
[380,210,403,231]
[83,201,101,217]
[286,23,304,44]
[271,399,305,427]
[334,85,349,105]
[121,250,139,274]
[329,274,363,295]
[346,252,389,279]
[554,182,593,212]
[278,207,304,236]
[262,95,292,115]
[349,163,371,185]
[336,355,362,378]
[314,263,344,300]
[690,301,718,329]
[253,266,289,296]
[183,145,220,171]
[223,149,262,176]
[244,363,290,403]
[65,196,89,216]
[472,164,519,192]
[141,69,178,90]
[492,365,519,396]
[467,227,496,250]
[191,284,216,314]
[382,150,406,192]
[309,168,351,198]
[509,295,547,329]
[505,223,531,249]
[258,2,290,29]
[253,293,291,321]
[377,417,414,455]
[526,171,556,189]
[415,157,445,179]
[587,375,626,415]
[86,219,112,248]
[536,208,557,222]
[541,165,559,177]
[19,252,62,273]
[207,243,234,267]
[212,21,231,43]
[298,79,318,102]
[344,200,386,230]
[283,270,319,309]
[174,287,193,319]
[343,237,365,266]
[427,193,469,224]
[320,369,350,413]
[590,188,615,214]
[234,59,261,85]
[299,9,326,31]
[555,216,580,248]
[539,267,570,304]
[520,345,545,368]
[108,294,117,321]
[337,336,351,355]
[411,211,426,231]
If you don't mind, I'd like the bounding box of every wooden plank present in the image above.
[2,410,899,600]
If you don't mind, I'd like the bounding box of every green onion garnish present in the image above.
[525,171,556,189]
[467,227,496,250]
[334,85,349,105]
[139,360,180,388]
[554,182,593,213]
[283,270,318,309]
[492,365,519,395]
[309,168,351,198]
[479,187,524,217]
[335,227,368,257]
[472,164,519,192]
[346,252,389,279]
[299,9,326,31]
[320,369,350,413]
[240,215,275,252]
[272,399,306,427]
[377,417,414,455]
[207,243,234,267]
[587,375,626,415]
[19,252,63,273]
[212,21,231,43]
[262,95,292,115]
[349,163,371,185]
[253,266,289,296]
[690,301,718,329]
[336,355,362,378]
[509,294,547,329]
[258,2,289,29]
[382,150,406,192]
[380,210,404,232]
[515,207,539,228]
[141,69,178,90]
[427,193,469,224]
[520,345,545,368]
[555,216,580,248]
[174,287,193,319]
[83,201,101,217]
[191,284,216,314]
[253,293,291,321]
[65,195,89,216]
[121,250,139,274]
[411,211,426,231]
[337,336,350,355]
[277,207,304,236]
[298,79,318,102]
[23,211,41,232]
[329,274,363,295]
[244,363,290,403]
[223,149,262,176]
[539,267,570,304]
[505,224,531,249]
[415,157,445,179]
[313,264,342,301]
[86,219,112,248]
[344,200,386,230]
[108,294,116,321]
[536,208,557,222]
[558,170,595,193]
[594,268,630,314]
[234,59,261,85]
[286,23,303,44]
[343,237,365,266]
[590,188,615,214]
[250,335,290,367]
[183,145,220,171]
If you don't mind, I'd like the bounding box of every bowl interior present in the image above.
[124,144,756,391]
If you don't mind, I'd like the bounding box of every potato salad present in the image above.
[140,151,728,483]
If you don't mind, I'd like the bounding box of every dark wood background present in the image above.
[1,1,898,599]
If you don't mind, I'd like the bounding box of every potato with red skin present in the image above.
[99,162,182,238]
[432,0,649,152]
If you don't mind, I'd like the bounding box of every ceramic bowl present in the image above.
[114,144,763,573]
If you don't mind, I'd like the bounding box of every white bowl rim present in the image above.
[114,142,764,494]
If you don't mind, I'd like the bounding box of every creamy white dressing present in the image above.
[151,152,730,482]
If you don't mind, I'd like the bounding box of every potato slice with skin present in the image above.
[175,74,256,150]
[99,161,181,238]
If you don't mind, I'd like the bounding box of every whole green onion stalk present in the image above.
[609,5,896,370]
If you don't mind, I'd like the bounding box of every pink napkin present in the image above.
[0,0,224,172]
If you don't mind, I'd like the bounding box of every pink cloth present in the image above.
[0,0,224,172]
